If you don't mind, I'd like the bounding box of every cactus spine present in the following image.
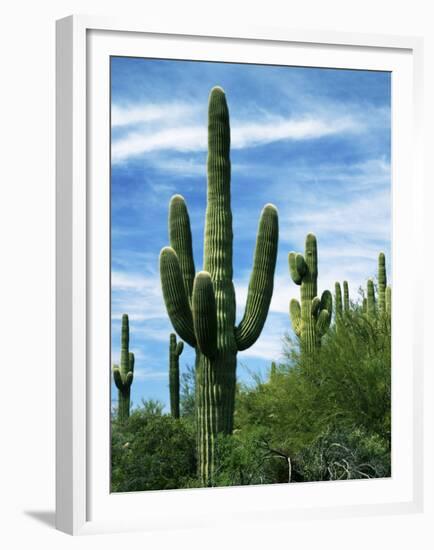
[112,314,134,422]
[169,333,183,419]
[160,87,279,486]
[289,234,332,353]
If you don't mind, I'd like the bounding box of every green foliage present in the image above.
[112,314,134,422]
[111,402,196,492]
[236,301,391,482]
[211,428,289,487]
[159,87,279,485]
[289,234,332,353]
[179,364,196,420]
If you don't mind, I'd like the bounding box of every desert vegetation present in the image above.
[111,87,391,492]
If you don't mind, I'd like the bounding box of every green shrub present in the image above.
[235,303,391,482]
[111,402,196,492]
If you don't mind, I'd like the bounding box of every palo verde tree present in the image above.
[160,86,279,486]
[288,234,332,353]
[112,314,135,422]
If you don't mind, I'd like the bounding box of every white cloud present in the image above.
[111,270,166,322]
[133,368,168,381]
[112,103,197,127]
[112,112,362,163]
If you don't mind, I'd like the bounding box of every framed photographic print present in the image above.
[56,15,424,535]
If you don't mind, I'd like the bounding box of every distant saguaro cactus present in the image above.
[160,87,279,485]
[335,281,348,320]
[169,333,184,419]
[365,253,391,319]
[112,314,134,422]
[289,234,332,353]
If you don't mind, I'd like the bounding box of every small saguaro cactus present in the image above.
[335,281,350,323]
[169,333,184,419]
[386,286,392,316]
[366,278,376,318]
[160,87,279,485]
[289,234,332,353]
[364,253,391,319]
[112,314,134,422]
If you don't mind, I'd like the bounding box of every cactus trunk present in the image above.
[169,333,183,418]
[160,87,278,486]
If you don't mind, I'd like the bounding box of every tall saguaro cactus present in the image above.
[169,333,184,419]
[112,314,134,422]
[289,234,332,353]
[160,87,279,485]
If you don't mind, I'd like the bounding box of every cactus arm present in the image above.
[112,366,123,390]
[343,281,350,311]
[160,246,196,347]
[316,309,331,336]
[317,290,332,335]
[175,341,184,356]
[335,282,342,317]
[288,252,306,285]
[128,352,135,374]
[235,204,279,351]
[169,195,196,300]
[363,297,367,314]
[320,290,333,317]
[192,271,217,358]
[311,296,321,318]
[290,298,302,338]
[125,371,134,388]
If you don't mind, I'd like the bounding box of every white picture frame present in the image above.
[56,15,424,535]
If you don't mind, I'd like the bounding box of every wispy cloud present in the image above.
[111,103,362,163]
[112,270,166,322]
[112,103,197,127]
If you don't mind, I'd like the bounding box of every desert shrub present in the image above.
[235,304,391,482]
[111,402,196,492]
[294,425,390,481]
[211,427,289,487]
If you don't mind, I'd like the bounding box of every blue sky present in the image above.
[110,57,391,411]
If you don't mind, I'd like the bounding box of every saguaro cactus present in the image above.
[366,279,376,318]
[160,87,279,485]
[112,314,134,422]
[335,281,350,319]
[365,253,391,319]
[289,234,332,353]
[169,333,184,419]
